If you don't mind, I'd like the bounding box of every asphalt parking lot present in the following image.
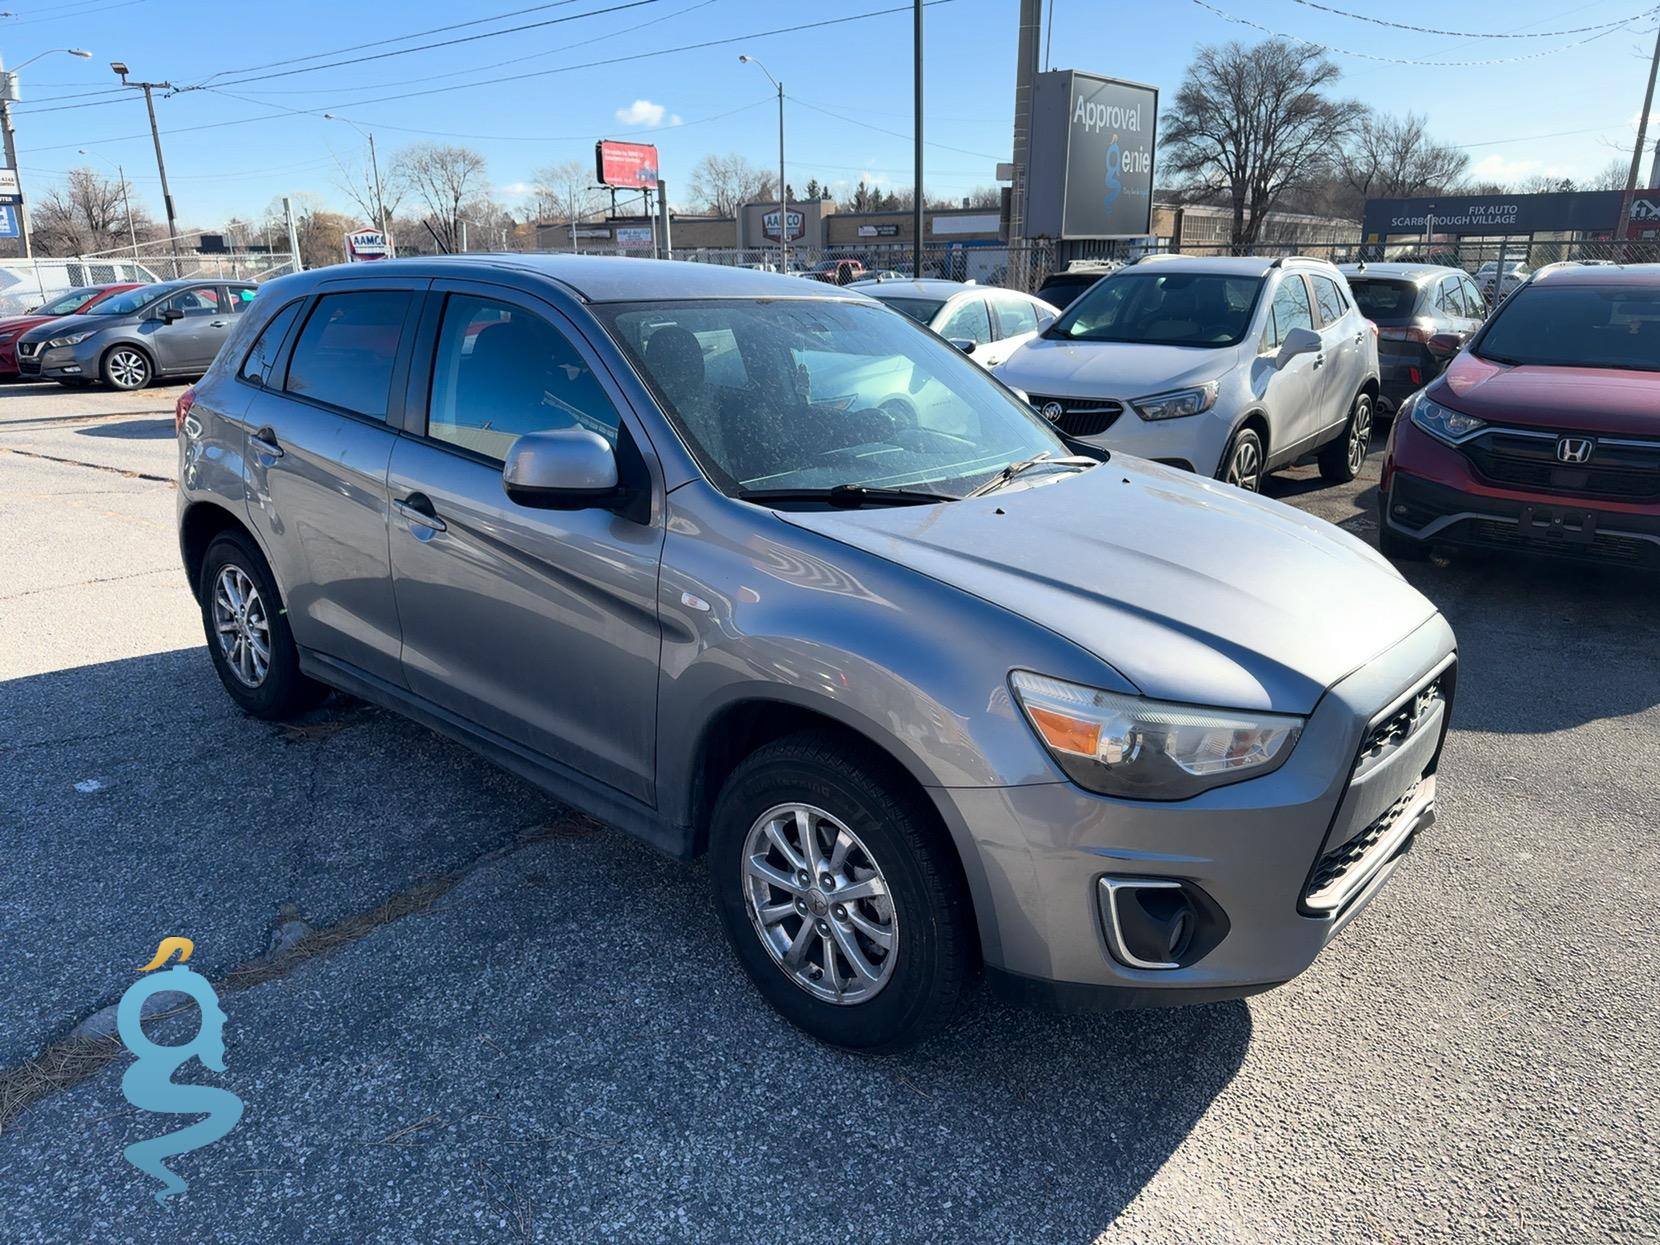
[1,378,1657,1243]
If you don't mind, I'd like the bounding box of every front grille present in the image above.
[1355,675,1446,775]
[1304,785,1420,908]
[1460,428,1660,501]
[1466,519,1652,566]
[1027,394,1124,437]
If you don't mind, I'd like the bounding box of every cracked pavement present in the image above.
[1,378,1657,1242]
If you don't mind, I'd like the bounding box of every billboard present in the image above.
[343,228,394,261]
[614,224,655,250]
[1025,69,1157,240]
[596,140,660,189]
[1361,191,1627,238]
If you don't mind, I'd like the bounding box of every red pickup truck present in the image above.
[803,258,866,286]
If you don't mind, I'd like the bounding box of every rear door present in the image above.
[385,280,665,803]
[242,279,425,685]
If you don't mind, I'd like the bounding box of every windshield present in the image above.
[596,298,1068,499]
[33,287,102,316]
[870,296,945,325]
[1347,278,1419,322]
[1475,284,1660,372]
[1048,271,1263,347]
[85,284,169,316]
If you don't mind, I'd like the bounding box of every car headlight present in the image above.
[1409,394,1485,445]
[1131,381,1218,421]
[46,330,96,348]
[1010,671,1304,800]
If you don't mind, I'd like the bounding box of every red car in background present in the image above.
[1380,263,1660,569]
[0,284,142,379]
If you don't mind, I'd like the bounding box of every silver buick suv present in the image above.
[177,256,1455,1050]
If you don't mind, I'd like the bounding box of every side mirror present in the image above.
[1426,332,1461,358]
[158,308,184,324]
[1276,325,1321,367]
[502,428,620,510]
[948,338,977,355]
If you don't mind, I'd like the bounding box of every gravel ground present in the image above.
[1,381,1656,1243]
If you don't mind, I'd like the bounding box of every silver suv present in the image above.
[995,256,1380,492]
[177,257,1455,1050]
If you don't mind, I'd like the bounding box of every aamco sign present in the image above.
[343,228,394,262]
[762,209,805,241]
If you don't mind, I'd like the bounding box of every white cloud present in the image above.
[497,181,536,196]
[1468,154,1553,183]
[614,99,680,128]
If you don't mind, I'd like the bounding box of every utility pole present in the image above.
[1618,23,1660,242]
[112,62,182,275]
[77,149,138,259]
[1009,0,1042,285]
[739,55,788,269]
[0,93,27,258]
[912,0,924,279]
[283,195,302,273]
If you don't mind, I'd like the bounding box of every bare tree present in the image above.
[1585,159,1632,191]
[391,142,489,252]
[687,152,775,217]
[1336,112,1469,213]
[32,167,156,256]
[529,159,605,249]
[261,193,358,269]
[330,148,404,231]
[1161,39,1365,248]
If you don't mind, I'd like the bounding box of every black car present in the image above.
[1338,263,1487,416]
[1035,262,1120,310]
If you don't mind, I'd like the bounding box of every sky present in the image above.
[5,0,1659,233]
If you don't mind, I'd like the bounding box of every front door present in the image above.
[386,282,664,803]
[242,282,424,684]
[145,287,228,372]
[1261,273,1325,457]
[1310,272,1365,433]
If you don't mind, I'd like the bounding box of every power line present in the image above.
[1189,0,1647,66]
[1287,0,1660,40]
[24,1,960,153]
[792,95,1000,161]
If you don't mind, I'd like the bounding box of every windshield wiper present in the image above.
[966,454,1096,499]
[737,484,952,508]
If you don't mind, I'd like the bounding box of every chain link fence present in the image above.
[0,245,298,316]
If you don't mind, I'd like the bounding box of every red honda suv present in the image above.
[1380,263,1660,568]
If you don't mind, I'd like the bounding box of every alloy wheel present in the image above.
[740,802,899,1005]
[1347,398,1373,475]
[1225,436,1262,492]
[107,349,148,389]
[212,565,271,687]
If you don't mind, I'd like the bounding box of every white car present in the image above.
[1474,261,1528,302]
[993,255,1381,492]
[853,278,1058,369]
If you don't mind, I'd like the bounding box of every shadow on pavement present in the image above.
[76,418,177,440]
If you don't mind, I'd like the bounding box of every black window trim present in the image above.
[233,295,309,392]
[271,287,425,427]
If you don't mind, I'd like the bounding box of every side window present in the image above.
[427,294,621,462]
[1266,276,1314,349]
[992,296,1040,338]
[224,286,257,313]
[238,301,304,387]
[162,287,220,317]
[937,298,992,345]
[1460,277,1486,316]
[1311,275,1345,326]
[283,291,411,419]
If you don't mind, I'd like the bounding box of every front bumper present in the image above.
[931,613,1456,1007]
[1069,406,1232,478]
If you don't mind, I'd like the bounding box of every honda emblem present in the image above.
[1555,437,1594,464]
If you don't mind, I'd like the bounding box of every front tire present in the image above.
[709,733,975,1052]
[1217,425,1265,492]
[1319,391,1374,484]
[199,530,325,719]
[101,345,152,391]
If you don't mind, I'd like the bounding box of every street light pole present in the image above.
[739,55,788,270]
[1618,22,1660,242]
[0,48,94,259]
[913,0,924,280]
[77,148,138,260]
[111,62,181,276]
[324,113,387,234]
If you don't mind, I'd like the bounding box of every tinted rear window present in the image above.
[283,292,411,418]
[1346,279,1419,322]
[871,296,945,325]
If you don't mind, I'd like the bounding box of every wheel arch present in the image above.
[178,499,269,604]
[1219,408,1270,475]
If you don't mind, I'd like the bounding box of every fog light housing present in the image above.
[1098,876,1228,970]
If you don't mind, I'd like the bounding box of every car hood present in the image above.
[777,459,1439,714]
[0,314,52,336]
[1433,352,1659,436]
[16,312,105,342]
[993,334,1230,397]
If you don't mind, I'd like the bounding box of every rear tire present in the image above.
[709,732,975,1053]
[199,530,325,719]
[1319,392,1374,484]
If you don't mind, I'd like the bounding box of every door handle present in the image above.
[394,494,447,533]
[1313,353,1325,368]
[1354,331,1365,344]
[250,427,283,459]
[209,320,227,328]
